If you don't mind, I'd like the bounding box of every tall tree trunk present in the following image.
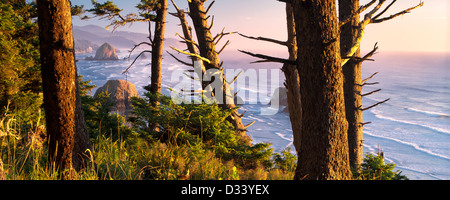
[292,0,352,180]
[37,0,76,179]
[149,0,168,132]
[188,0,250,142]
[339,0,364,170]
[73,66,93,171]
[282,3,302,177]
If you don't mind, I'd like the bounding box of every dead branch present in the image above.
[360,98,390,111]
[217,40,230,55]
[208,15,215,30]
[372,0,397,20]
[372,1,424,23]
[339,0,376,27]
[213,28,236,45]
[361,122,372,126]
[205,0,215,15]
[166,51,194,67]
[341,0,386,66]
[176,33,200,49]
[341,0,423,66]
[244,121,256,129]
[342,56,375,62]
[357,82,380,87]
[238,33,288,47]
[362,72,379,83]
[227,70,243,85]
[357,43,379,64]
[238,111,247,118]
[238,50,295,65]
[361,89,381,97]
[183,72,201,81]
[123,50,152,74]
[171,47,211,64]
[128,42,153,60]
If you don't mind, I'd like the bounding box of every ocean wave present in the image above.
[364,131,450,161]
[372,110,450,135]
[405,107,450,118]
[274,132,293,142]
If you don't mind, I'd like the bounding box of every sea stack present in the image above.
[94,79,140,116]
[93,42,118,60]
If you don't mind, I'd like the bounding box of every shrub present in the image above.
[129,91,274,170]
[353,152,408,180]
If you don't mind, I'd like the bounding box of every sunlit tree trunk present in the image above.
[339,0,364,170]
[37,0,76,179]
[149,0,168,132]
[293,0,352,180]
[282,4,302,179]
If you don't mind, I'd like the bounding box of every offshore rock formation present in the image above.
[94,80,140,115]
[86,42,118,60]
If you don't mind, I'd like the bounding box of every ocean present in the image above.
[76,50,450,180]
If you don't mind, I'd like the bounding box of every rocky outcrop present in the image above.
[87,42,118,60]
[269,87,289,113]
[94,80,140,115]
[269,87,288,106]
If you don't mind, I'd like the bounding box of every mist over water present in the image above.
[76,51,450,180]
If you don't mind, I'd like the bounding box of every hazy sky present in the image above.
[72,0,450,53]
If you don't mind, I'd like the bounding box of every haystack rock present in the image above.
[269,87,288,106]
[94,80,140,115]
[93,42,118,60]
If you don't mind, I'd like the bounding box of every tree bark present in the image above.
[73,66,93,171]
[292,0,352,180]
[339,0,364,170]
[37,0,76,179]
[188,0,250,142]
[149,0,168,132]
[282,2,302,168]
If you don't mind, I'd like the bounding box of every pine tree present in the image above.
[88,0,168,132]
[37,0,77,179]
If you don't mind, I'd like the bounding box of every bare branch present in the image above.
[227,70,243,85]
[128,42,153,60]
[244,121,256,129]
[183,72,201,81]
[238,33,287,47]
[342,56,375,62]
[205,0,215,15]
[216,40,230,55]
[176,33,200,49]
[171,47,211,64]
[356,82,380,87]
[166,51,194,67]
[238,50,295,65]
[339,0,376,27]
[238,111,247,118]
[361,89,381,97]
[341,0,387,66]
[373,0,397,20]
[123,50,152,74]
[208,15,215,30]
[372,1,424,23]
[213,28,237,44]
[170,0,182,13]
[362,72,379,83]
[357,42,379,64]
[360,98,390,111]
[361,122,372,126]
